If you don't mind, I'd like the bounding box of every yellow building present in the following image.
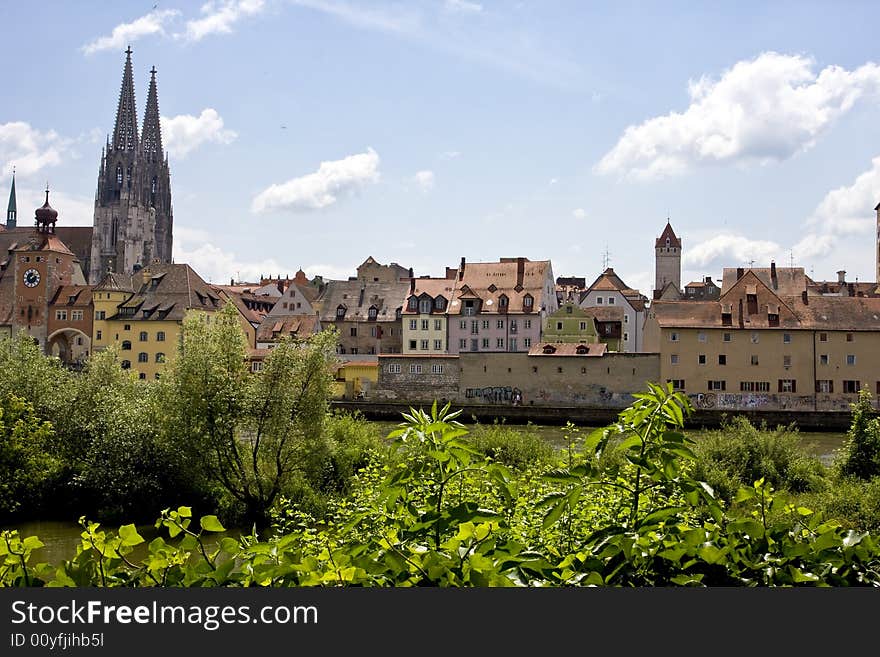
[332,358,379,399]
[92,264,232,379]
[644,266,880,412]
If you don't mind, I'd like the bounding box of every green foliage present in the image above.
[162,304,341,527]
[465,420,554,468]
[690,416,827,503]
[4,383,880,587]
[801,477,880,532]
[0,395,59,520]
[834,388,880,481]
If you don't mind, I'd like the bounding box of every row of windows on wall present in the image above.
[116,331,166,346]
[670,353,859,366]
[409,319,444,331]
[408,339,445,350]
[55,310,85,321]
[385,363,446,374]
[337,306,385,320]
[670,331,856,343]
[458,319,532,332]
[457,338,528,351]
[668,379,876,395]
[19,256,62,264]
[118,351,166,363]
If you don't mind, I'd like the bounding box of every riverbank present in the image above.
[332,400,854,431]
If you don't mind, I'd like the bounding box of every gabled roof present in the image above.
[721,266,806,297]
[655,221,681,248]
[49,285,93,307]
[93,271,135,293]
[447,258,551,316]
[256,314,321,341]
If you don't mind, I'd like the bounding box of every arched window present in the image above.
[336,305,346,320]
[156,331,165,341]
[116,165,123,185]
[126,166,133,189]
[121,340,132,350]
[498,294,508,309]
[368,306,378,320]
[138,352,148,363]
[523,294,533,309]
[151,177,158,194]
[155,353,165,363]
[139,331,148,342]
[121,360,131,369]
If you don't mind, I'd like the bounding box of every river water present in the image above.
[2,421,849,566]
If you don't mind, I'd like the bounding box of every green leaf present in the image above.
[118,524,144,547]
[734,487,756,503]
[542,498,568,529]
[636,506,686,529]
[200,515,226,532]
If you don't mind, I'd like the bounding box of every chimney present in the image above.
[736,267,744,280]
[410,276,415,294]
[277,279,284,294]
[837,270,846,284]
[459,257,466,281]
[408,267,414,279]
[848,282,855,297]
[230,277,234,286]
[737,298,744,328]
[770,261,778,290]
[516,257,525,288]
[801,290,808,305]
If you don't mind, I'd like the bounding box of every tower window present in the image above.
[116,166,123,185]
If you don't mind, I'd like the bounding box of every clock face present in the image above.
[23,268,40,288]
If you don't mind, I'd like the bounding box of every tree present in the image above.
[0,395,59,520]
[836,387,880,480]
[163,303,339,526]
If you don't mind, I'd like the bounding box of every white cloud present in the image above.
[160,109,237,158]
[251,148,381,213]
[684,233,783,271]
[182,0,266,41]
[0,122,71,177]
[440,150,461,160]
[444,0,484,13]
[412,170,435,191]
[549,178,558,185]
[173,226,290,283]
[788,155,880,264]
[14,187,93,226]
[596,52,880,179]
[81,10,180,55]
[572,208,586,220]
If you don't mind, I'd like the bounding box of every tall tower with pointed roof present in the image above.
[654,220,682,299]
[89,47,173,284]
[5,169,16,229]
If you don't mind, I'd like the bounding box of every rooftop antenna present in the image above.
[602,245,611,270]
[789,250,794,269]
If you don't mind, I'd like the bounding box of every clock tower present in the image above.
[10,188,82,349]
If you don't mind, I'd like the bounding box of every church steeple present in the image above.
[141,66,164,163]
[6,168,16,229]
[112,46,139,152]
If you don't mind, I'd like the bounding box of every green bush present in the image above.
[690,416,827,502]
[834,389,880,481]
[465,421,554,469]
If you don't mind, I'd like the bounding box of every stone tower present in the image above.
[89,47,173,284]
[654,220,681,298]
[5,169,16,229]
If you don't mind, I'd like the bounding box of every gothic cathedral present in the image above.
[89,47,173,284]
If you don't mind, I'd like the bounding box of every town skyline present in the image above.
[3,1,880,291]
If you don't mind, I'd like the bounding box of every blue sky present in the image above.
[3,1,880,293]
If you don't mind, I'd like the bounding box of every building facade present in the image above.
[579,268,647,352]
[401,276,454,354]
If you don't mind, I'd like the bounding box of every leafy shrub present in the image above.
[690,416,827,502]
[834,389,880,481]
[465,420,554,469]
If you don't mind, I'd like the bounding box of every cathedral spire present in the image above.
[112,46,139,152]
[141,66,164,162]
[6,167,16,228]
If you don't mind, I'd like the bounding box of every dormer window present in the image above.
[542,344,556,354]
[336,305,346,320]
[408,297,418,311]
[576,345,589,354]
[498,294,508,309]
[419,297,432,314]
[523,294,534,310]
[368,306,378,320]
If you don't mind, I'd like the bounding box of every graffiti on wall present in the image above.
[688,393,818,411]
[465,386,523,405]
